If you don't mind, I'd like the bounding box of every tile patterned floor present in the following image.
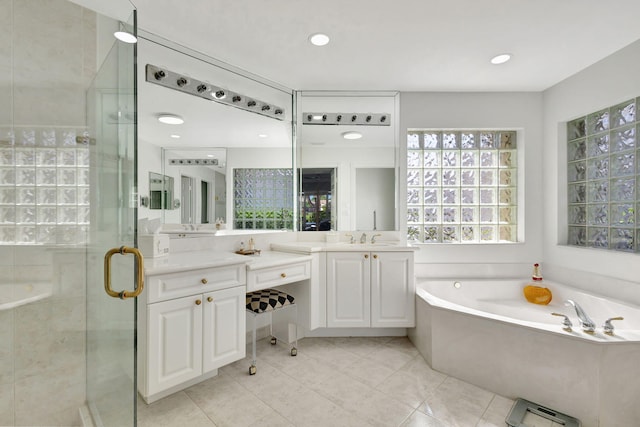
[137,336,514,427]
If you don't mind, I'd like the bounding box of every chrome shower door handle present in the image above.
[104,246,145,299]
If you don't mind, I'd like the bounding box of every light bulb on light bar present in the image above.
[157,114,184,125]
[342,131,363,140]
[212,90,226,100]
[114,31,137,44]
[312,115,323,120]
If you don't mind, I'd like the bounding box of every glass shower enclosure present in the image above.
[0,1,138,426]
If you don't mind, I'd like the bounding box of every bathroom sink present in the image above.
[161,229,217,234]
[324,241,401,250]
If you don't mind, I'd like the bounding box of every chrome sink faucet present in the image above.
[371,234,382,244]
[360,233,367,244]
[565,300,596,333]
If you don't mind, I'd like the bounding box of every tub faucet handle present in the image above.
[603,316,624,335]
[551,312,573,332]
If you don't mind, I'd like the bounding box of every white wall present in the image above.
[400,92,544,277]
[542,39,640,297]
[355,168,395,231]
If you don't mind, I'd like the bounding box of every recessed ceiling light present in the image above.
[490,53,511,65]
[258,134,269,138]
[170,134,181,139]
[157,114,184,125]
[207,154,215,158]
[309,33,330,46]
[113,31,137,44]
[342,131,363,140]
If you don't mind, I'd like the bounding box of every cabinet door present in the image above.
[202,286,246,372]
[147,296,203,395]
[327,252,371,327]
[371,251,415,327]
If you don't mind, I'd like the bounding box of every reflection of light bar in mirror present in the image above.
[145,64,285,121]
[169,158,219,166]
[302,112,390,126]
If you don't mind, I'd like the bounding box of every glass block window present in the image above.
[233,168,294,230]
[0,127,90,245]
[567,97,639,252]
[407,130,518,243]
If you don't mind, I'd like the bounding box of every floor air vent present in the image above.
[506,398,580,427]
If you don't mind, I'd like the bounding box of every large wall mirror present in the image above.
[137,36,294,232]
[297,92,400,231]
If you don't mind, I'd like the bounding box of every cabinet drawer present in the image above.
[147,264,246,303]
[246,261,310,292]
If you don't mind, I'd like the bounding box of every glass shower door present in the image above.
[85,10,138,427]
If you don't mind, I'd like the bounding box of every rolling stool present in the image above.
[245,288,298,375]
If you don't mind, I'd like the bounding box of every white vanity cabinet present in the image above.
[370,251,414,327]
[202,286,246,372]
[139,260,246,403]
[327,252,371,327]
[327,251,414,328]
[146,294,203,394]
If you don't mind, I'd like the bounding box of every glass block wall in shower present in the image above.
[567,97,638,252]
[407,130,518,243]
[233,168,294,230]
[0,127,90,245]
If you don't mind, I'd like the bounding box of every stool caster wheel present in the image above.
[270,337,277,345]
[291,347,297,357]
[249,365,256,375]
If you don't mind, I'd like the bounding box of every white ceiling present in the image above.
[131,0,640,92]
[129,0,640,153]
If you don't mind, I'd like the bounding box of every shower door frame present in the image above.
[85,5,139,427]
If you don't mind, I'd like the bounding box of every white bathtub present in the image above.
[0,282,52,311]
[408,279,640,427]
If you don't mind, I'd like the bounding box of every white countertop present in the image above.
[270,241,419,254]
[244,251,313,270]
[144,250,313,275]
[144,251,248,275]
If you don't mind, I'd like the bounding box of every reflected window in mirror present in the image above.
[298,168,335,231]
[233,168,293,230]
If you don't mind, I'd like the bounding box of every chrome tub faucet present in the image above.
[565,300,596,333]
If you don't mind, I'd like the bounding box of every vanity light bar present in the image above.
[302,112,391,126]
[145,64,285,121]
[169,158,219,166]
